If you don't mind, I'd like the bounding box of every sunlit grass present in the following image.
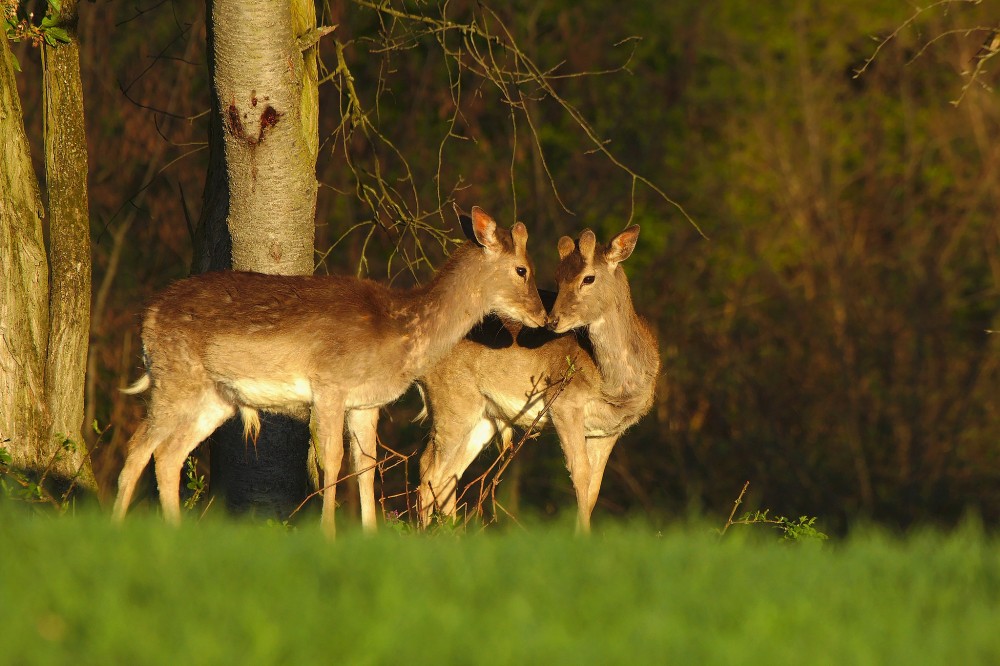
[1,504,998,664]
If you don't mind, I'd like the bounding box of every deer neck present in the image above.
[586,273,658,399]
[390,243,493,375]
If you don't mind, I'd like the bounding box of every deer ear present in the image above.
[511,221,528,251]
[454,203,475,240]
[605,225,639,269]
[557,236,575,260]
[468,206,500,251]
[578,229,597,262]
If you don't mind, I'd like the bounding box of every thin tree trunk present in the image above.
[198,0,321,520]
[0,34,50,473]
[213,0,316,274]
[43,0,97,489]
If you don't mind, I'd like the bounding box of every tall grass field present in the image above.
[2,505,999,664]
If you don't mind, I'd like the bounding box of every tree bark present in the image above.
[197,0,320,520]
[0,34,51,474]
[43,0,97,489]
[212,0,316,274]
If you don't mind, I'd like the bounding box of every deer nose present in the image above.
[545,315,559,331]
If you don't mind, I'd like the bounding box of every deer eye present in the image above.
[582,275,596,285]
[515,266,527,278]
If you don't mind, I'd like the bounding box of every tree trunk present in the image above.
[0,34,51,475]
[212,0,316,274]
[43,0,97,489]
[197,0,321,520]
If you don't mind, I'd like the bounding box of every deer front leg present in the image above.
[552,411,593,533]
[347,407,379,534]
[581,435,618,527]
[315,393,347,539]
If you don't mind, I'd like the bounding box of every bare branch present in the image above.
[323,0,704,258]
[853,0,983,79]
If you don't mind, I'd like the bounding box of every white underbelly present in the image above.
[223,377,312,410]
[488,392,550,426]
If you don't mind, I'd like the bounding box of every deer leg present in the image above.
[417,444,442,526]
[153,401,235,525]
[444,418,496,517]
[417,389,479,524]
[112,421,161,521]
[152,447,185,526]
[419,411,493,526]
[581,435,618,527]
[347,407,379,534]
[552,411,592,533]
[315,394,347,539]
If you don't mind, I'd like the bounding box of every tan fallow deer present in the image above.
[112,206,548,537]
[417,226,659,532]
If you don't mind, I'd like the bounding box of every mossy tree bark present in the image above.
[43,0,97,489]
[0,16,96,491]
[0,34,51,476]
[196,0,321,519]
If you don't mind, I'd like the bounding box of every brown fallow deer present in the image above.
[112,206,548,537]
[417,226,659,532]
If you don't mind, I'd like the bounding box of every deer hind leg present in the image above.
[347,407,379,533]
[152,397,235,525]
[417,389,489,525]
[453,418,500,515]
[112,420,162,521]
[419,416,495,525]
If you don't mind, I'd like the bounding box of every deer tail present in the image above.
[121,347,153,394]
[120,372,151,395]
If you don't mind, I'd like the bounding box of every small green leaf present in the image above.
[45,26,70,44]
[48,0,63,13]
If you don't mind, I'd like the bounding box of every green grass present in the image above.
[2,506,999,665]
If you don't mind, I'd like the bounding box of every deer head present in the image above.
[546,226,640,334]
[459,205,548,329]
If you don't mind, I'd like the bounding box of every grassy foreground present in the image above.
[1,507,999,665]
